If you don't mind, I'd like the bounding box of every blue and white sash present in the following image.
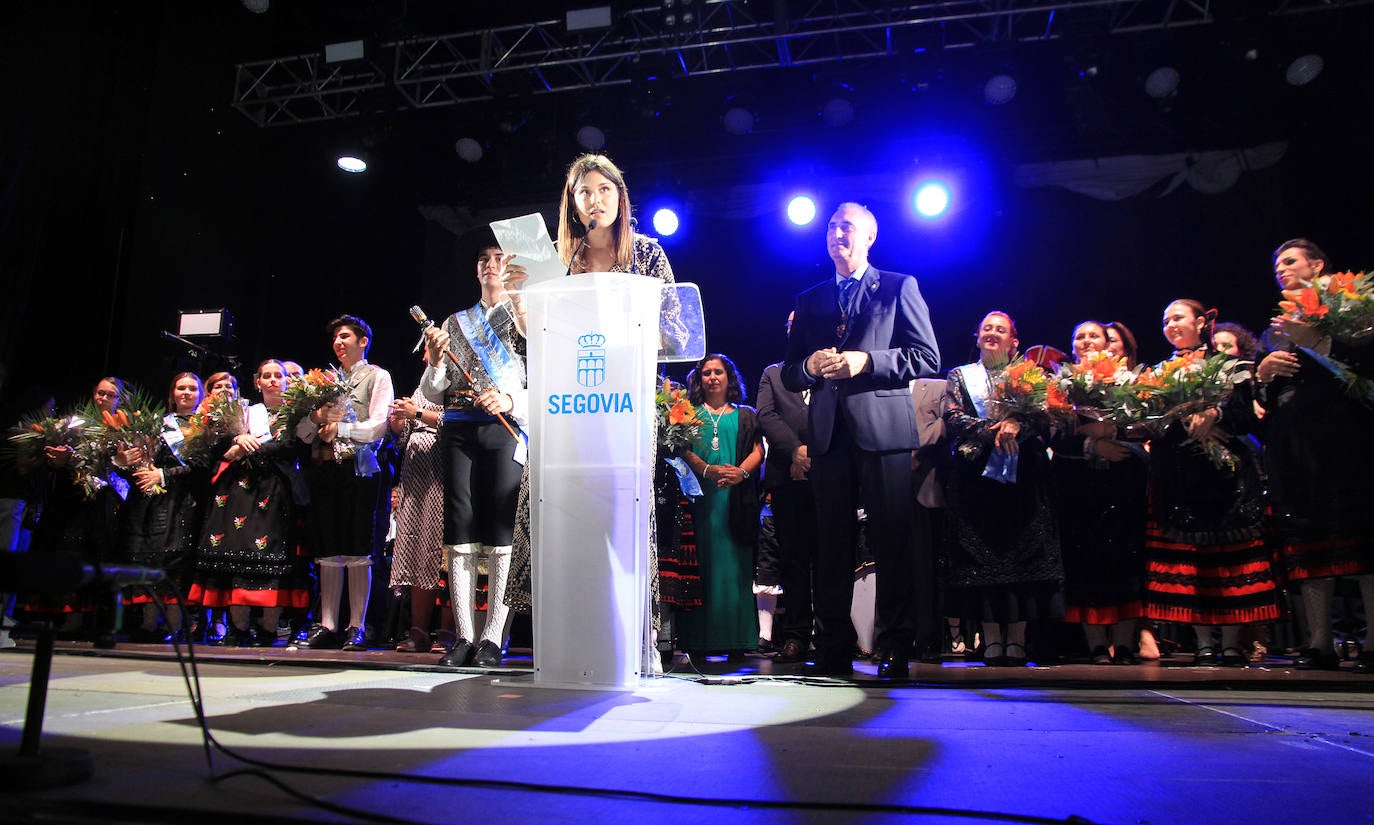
[960,362,1017,484]
[455,303,529,465]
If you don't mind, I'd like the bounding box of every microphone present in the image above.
[410,305,433,353]
[408,305,520,441]
[564,218,598,277]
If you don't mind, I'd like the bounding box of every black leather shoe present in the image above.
[775,638,807,664]
[473,640,503,668]
[217,625,243,647]
[437,638,474,668]
[340,626,367,651]
[876,649,910,679]
[1112,647,1138,666]
[800,655,854,678]
[295,623,341,649]
[246,624,275,648]
[1193,646,1219,666]
[1352,651,1374,674]
[1294,647,1340,670]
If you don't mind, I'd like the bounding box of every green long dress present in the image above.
[675,406,758,652]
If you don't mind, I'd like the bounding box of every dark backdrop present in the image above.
[3,1,1372,414]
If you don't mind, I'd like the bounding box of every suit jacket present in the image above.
[757,362,810,491]
[782,266,940,454]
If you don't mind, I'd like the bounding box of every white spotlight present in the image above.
[336,155,367,173]
[786,196,817,227]
[1144,66,1180,99]
[577,125,606,151]
[983,74,1017,105]
[723,107,755,135]
[454,138,483,163]
[1286,54,1324,86]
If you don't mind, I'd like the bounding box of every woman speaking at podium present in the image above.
[502,154,686,671]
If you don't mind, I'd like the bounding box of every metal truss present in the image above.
[232,0,1373,126]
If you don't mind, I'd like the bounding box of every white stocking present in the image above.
[481,546,512,647]
[1193,624,1215,651]
[347,564,372,631]
[1355,574,1374,649]
[448,544,479,641]
[319,565,344,631]
[1302,578,1336,651]
[756,591,777,642]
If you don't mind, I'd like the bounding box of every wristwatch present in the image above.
[740,468,750,479]
[413,409,423,421]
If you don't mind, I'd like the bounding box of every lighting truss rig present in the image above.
[231,0,1371,126]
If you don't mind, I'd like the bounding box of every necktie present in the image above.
[839,277,858,315]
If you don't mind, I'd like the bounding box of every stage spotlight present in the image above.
[1285,54,1324,86]
[242,0,269,12]
[336,155,367,173]
[913,182,950,219]
[787,196,817,226]
[983,74,1017,105]
[1144,66,1180,99]
[454,138,483,163]
[577,125,606,151]
[723,107,755,135]
[652,208,680,236]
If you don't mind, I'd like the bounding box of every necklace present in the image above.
[701,403,730,452]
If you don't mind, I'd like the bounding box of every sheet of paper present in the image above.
[490,213,565,288]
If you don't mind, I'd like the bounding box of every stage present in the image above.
[2,642,1372,824]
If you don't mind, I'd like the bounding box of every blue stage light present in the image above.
[913,182,950,218]
[652,208,680,236]
[787,196,817,226]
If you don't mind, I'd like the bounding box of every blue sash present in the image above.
[961,362,1017,484]
[455,304,529,464]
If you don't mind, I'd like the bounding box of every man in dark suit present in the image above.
[781,202,940,678]
[757,320,819,663]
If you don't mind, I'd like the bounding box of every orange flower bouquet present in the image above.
[96,388,171,494]
[1277,271,1374,403]
[271,367,352,445]
[655,377,704,454]
[1053,351,1146,425]
[985,357,1072,422]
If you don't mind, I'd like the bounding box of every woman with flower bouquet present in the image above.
[1051,322,1148,665]
[27,377,129,645]
[1257,239,1374,673]
[941,311,1064,667]
[1142,299,1278,667]
[114,373,210,642]
[188,360,312,647]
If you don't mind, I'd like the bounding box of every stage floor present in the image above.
[3,643,1373,824]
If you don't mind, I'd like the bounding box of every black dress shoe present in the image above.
[801,655,854,678]
[774,638,807,664]
[295,623,341,649]
[340,626,367,651]
[1294,647,1340,670]
[217,625,243,647]
[1220,647,1248,667]
[876,649,910,679]
[246,624,275,648]
[1112,647,1138,666]
[1193,646,1219,666]
[1352,651,1374,674]
[437,638,474,668]
[473,640,503,668]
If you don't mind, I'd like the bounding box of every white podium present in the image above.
[524,273,660,689]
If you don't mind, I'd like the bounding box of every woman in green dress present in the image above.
[677,353,764,659]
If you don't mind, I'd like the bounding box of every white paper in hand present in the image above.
[490,213,565,288]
